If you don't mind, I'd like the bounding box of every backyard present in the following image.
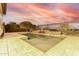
[0,32,79,56]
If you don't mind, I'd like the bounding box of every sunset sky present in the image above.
[3,3,79,25]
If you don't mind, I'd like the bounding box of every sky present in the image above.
[3,3,79,26]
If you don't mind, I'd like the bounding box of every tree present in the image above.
[19,21,37,40]
[5,22,20,32]
[19,21,36,32]
[59,23,69,35]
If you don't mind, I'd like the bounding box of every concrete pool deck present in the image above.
[0,33,79,56]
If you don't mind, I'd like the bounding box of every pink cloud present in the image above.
[6,3,79,25]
